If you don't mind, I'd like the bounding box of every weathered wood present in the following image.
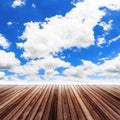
[0,85,120,120]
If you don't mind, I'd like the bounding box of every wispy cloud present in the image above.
[108,35,120,44]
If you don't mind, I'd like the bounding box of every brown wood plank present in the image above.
[62,85,71,120]
[5,86,42,120]
[93,86,120,113]
[71,85,94,120]
[0,86,27,106]
[26,85,50,120]
[57,85,63,120]
[82,85,119,120]
[76,85,101,120]
[0,85,120,120]
[69,85,86,120]
[0,85,16,94]
[41,85,55,120]
[17,85,45,120]
[33,85,52,120]
[0,86,33,116]
[65,85,78,120]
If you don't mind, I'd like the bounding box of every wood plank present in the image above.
[41,85,55,120]
[6,86,42,120]
[32,85,52,120]
[17,85,45,120]
[76,85,101,120]
[0,85,119,120]
[0,86,27,106]
[26,85,49,120]
[0,86,33,117]
[65,85,78,120]
[82,85,119,120]
[48,85,58,120]
[57,85,63,120]
[69,86,86,120]
[62,85,71,120]
[71,85,94,120]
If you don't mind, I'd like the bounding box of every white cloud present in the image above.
[64,60,98,79]
[71,0,83,5]
[12,55,70,76]
[2,53,120,84]
[44,69,59,79]
[99,20,113,31]
[32,3,36,8]
[108,35,120,44]
[7,21,13,26]
[0,50,20,70]
[18,0,120,59]
[11,0,25,8]
[0,71,5,79]
[99,54,120,76]
[97,37,106,47]
[2,0,120,84]
[62,54,120,81]
[0,34,10,49]
[5,55,71,82]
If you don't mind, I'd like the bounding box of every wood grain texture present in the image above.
[0,85,120,120]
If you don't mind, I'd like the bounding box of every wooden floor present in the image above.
[0,85,120,120]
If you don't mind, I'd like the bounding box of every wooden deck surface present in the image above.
[0,85,120,120]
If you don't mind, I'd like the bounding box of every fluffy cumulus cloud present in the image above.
[0,50,20,70]
[12,55,70,77]
[99,54,120,77]
[1,52,120,84]
[0,72,5,79]
[0,34,10,49]
[1,0,120,84]
[17,0,120,59]
[0,55,70,83]
[62,54,120,82]
[8,53,120,82]
[11,0,25,8]
[64,60,97,79]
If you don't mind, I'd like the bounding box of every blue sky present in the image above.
[0,0,120,84]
